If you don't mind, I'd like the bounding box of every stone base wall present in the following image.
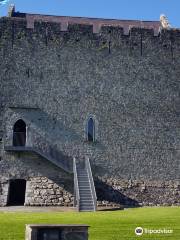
[25,177,74,206]
[1,176,180,207]
[95,177,180,207]
[0,181,9,207]
[0,150,74,207]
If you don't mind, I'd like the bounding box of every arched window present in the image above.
[13,119,26,146]
[87,117,95,142]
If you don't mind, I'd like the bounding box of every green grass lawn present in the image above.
[0,207,179,240]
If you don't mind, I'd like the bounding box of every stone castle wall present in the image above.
[0,16,179,206]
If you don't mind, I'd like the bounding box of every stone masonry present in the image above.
[25,177,73,206]
[0,8,179,207]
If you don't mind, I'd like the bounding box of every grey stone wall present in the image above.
[25,177,73,206]
[0,151,73,206]
[0,16,179,206]
[0,180,9,206]
[95,177,180,207]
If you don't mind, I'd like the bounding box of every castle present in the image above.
[0,5,179,211]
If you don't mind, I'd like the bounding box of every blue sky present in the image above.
[0,0,179,27]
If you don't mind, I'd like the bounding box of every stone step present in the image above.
[79,194,92,197]
[78,177,89,182]
[79,196,93,199]
[80,201,94,204]
[79,184,90,187]
[79,184,90,186]
[78,180,89,182]
[77,173,88,175]
[79,196,92,198]
[80,195,93,198]
[78,178,88,180]
[78,181,90,184]
[80,206,94,209]
[80,196,93,201]
[79,193,92,196]
[78,181,89,184]
[78,179,89,181]
[79,185,90,186]
[79,192,92,195]
[79,207,95,211]
[79,188,91,194]
[80,203,94,206]
[79,190,91,192]
[80,204,94,207]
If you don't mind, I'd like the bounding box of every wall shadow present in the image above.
[95,178,140,207]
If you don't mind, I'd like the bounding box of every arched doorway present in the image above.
[87,117,95,142]
[8,179,26,206]
[13,119,26,146]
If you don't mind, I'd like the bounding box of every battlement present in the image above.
[6,6,162,35]
[1,8,180,60]
[1,15,180,39]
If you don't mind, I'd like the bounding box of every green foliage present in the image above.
[0,207,179,240]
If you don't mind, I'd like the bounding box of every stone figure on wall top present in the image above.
[160,14,171,29]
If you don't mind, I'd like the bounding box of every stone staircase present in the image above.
[5,144,97,212]
[77,167,95,211]
[4,131,73,173]
[4,145,73,173]
[73,158,97,212]
[4,109,97,211]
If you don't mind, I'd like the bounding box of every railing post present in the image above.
[73,157,80,211]
[73,157,76,207]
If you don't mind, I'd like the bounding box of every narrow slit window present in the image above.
[87,117,95,142]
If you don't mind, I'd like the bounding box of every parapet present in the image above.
[1,6,180,56]
[6,6,161,36]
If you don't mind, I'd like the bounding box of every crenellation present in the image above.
[0,16,180,57]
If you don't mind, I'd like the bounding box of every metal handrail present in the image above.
[73,157,80,211]
[85,156,97,211]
